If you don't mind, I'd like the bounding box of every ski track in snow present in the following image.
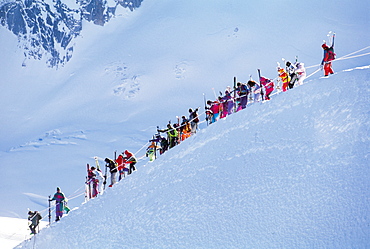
[9,129,87,152]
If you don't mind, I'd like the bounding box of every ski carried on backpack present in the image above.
[94,156,100,171]
[103,161,108,190]
[257,69,264,102]
[85,164,90,202]
[326,31,335,47]
[233,76,237,112]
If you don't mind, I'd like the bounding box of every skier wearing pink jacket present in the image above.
[207,100,220,123]
[259,76,274,100]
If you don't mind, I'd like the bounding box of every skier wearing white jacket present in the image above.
[91,166,104,195]
[295,62,307,85]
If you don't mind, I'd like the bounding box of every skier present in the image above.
[188,108,199,134]
[321,43,335,76]
[122,150,137,175]
[104,158,117,187]
[222,89,234,117]
[259,76,274,100]
[158,123,178,149]
[90,166,103,197]
[236,82,249,109]
[173,123,181,145]
[28,210,42,235]
[146,141,158,162]
[206,100,219,124]
[247,80,261,102]
[219,96,226,119]
[92,160,104,194]
[159,135,168,154]
[50,187,65,221]
[180,120,192,141]
[286,61,298,89]
[115,153,127,181]
[86,164,95,199]
[295,62,306,85]
[277,67,290,92]
[150,134,166,155]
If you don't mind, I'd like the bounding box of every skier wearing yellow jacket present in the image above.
[158,123,178,149]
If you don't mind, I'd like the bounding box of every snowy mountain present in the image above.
[0,0,369,247]
[0,0,143,67]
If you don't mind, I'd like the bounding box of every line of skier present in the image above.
[80,34,336,206]
[84,150,138,200]
[205,60,307,124]
[44,33,336,227]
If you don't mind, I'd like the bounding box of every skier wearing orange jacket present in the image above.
[277,67,290,92]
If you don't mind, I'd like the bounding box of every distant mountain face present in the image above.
[0,0,143,68]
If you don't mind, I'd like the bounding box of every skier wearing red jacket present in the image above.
[259,76,274,100]
[321,43,335,76]
[115,154,128,180]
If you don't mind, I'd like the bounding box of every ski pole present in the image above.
[48,195,51,225]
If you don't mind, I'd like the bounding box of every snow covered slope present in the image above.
[16,67,370,248]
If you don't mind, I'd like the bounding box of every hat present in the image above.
[57,187,61,191]
[322,43,328,49]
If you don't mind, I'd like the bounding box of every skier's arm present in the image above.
[157,128,168,133]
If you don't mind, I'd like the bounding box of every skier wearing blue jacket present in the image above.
[50,187,65,221]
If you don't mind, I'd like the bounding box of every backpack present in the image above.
[194,114,199,123]
[327,47,336,61]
